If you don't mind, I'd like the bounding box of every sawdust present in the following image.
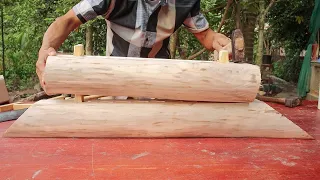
[32,170,42,179]
[100,152,107,156]
[273,157,297,167]
[201,149,216,156]
[193,165,203,169]
[289,155,301,160]
[131,152,150,160]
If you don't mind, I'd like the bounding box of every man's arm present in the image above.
[36,0,113,90]
[40,10,82,51]
[36,9,82,89]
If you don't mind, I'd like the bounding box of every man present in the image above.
[36,0,230,88]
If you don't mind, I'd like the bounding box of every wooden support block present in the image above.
[12,103,33,110]
[73,44,85,102]
[0,104,13,112]
[84,95,104,102]
[43,55,261,103]
[75,95,84,103]
[219,50,229,63]
[0,103,32,113]
[73,44,84,56]
[3,99,312,139]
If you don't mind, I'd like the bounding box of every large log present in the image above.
[43,55,261,103]
[3,99,312,139]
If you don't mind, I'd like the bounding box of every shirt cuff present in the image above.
[183,13,209,34]
[72,1,98,23]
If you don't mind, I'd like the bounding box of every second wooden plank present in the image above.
[3,99,312,139]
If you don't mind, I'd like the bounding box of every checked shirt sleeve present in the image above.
[72,0,112,23]
[183,1,209,33]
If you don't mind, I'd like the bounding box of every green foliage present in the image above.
[178,0,237,60]
[1,0,49,90]
[268,0,314,82]
[0,0,106,91]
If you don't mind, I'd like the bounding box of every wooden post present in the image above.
[73,44,85,102]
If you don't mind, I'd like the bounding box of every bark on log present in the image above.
[3,99,312,139]
[43,55,261,103]
[20,91,55,102]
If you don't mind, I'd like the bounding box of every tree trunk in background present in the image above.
[242,12,256,64]
[86,24,93,55]
[170,30,178,59]
[177,32,187,59]
[256,0,276,66]
[256,0,266,67]
[235,0,242,30]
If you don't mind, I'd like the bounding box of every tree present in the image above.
[86,24,93,55]
[268,0,314,82]
[256,0,277,66]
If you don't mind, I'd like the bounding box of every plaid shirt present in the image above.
[73,0,209,58]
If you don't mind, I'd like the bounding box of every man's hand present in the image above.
[193,28,231,52]
[35,9,82,91]
[36,47,56,90]
[211,32,231,52]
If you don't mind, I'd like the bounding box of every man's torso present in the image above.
[73,0,208,58]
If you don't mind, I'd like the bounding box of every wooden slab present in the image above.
[3,99,312,139]
[43,55,261,103]
[0,75,9,104]
[0,104,13,112]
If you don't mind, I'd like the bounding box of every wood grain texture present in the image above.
[43,55,261,103]
[3,99,312,139]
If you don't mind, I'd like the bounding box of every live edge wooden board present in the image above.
[43,55,261,103]
[3,99,312,139]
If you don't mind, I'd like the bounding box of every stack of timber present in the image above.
[3,55,312,139]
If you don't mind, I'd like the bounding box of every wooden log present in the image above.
[3,99,312,139]
[43,55,261,103]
